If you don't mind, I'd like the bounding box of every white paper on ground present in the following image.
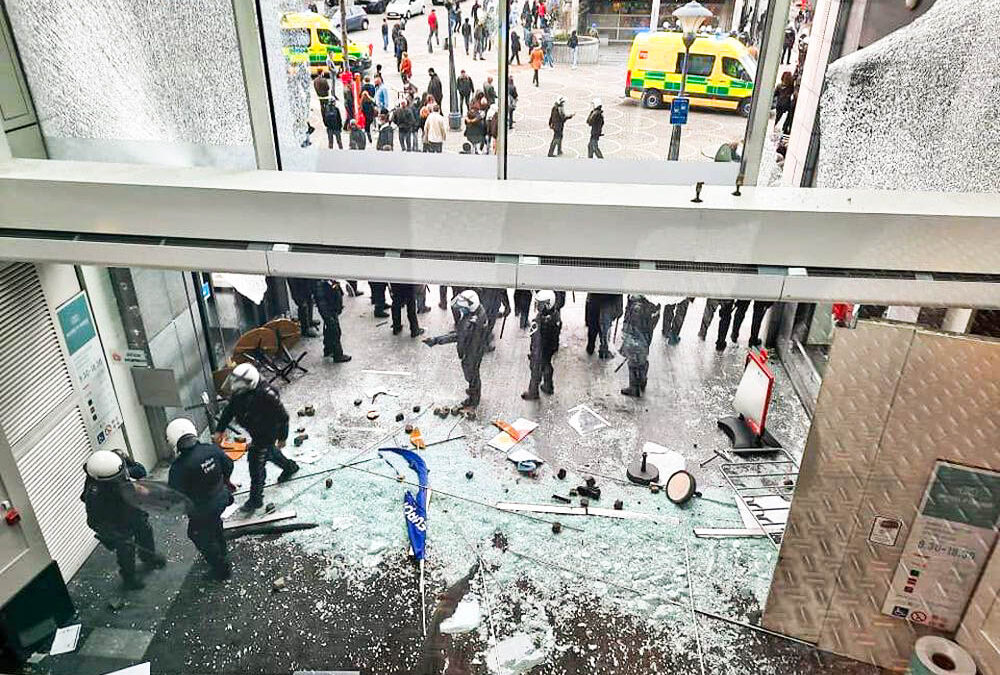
[220,503,240,520]
[506,447,543,465]
[488,418,538,451]
[641,443,685,478]
[566,404,610,436]
[49,624,81,655]
[101,663,151,675]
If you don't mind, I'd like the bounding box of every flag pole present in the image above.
[420,558,427,637]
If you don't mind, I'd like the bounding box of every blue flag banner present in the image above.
[381,448,429,561]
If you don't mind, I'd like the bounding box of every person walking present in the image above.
[620,295,660,398]
[314,279,352,361]
[585,293,622,359]
[399,51,412,83]
[376,110,395,150]
[360,87,377,142]
[782,24,795,64]
[81,450,166,590]
[464,106,486,153]
[382,19,390,51]
[215,363,297,513]
[521,291,561,400]
[428,9,440,51]
[375,76,391,112]
[472,0,480,23]
[349,119,367,149]
[660,297,693,344]
[456,69,474,112]
[322,100,343,149]
[389,283,426,337]
[699,298,736,351]
[166,419,234,581]
[586,98,604,158]
[509,29,521,64]
[427,68,444,106]
[313,71,332,106]
[568,30,579,69]
[483,76,497,106]
[547,96,572,156]
[286,278,318,336]
[542,28,554,68]
[473,20,486,59]
[424,104,447,152]
[530,42,543,86]
[393,99,415,151]
[774,71,794,131]
[461,17,473,55]
[507,75,518,128]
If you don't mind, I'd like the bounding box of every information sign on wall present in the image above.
[882,461,1000,631]
[57,292,123,448]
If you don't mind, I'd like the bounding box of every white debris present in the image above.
[439,598,482,634]
[487,633,549,674]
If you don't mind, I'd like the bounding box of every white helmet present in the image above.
[229,363,260,394]
[166,418,198,451]
[534,290,556,309]
[452,289,481,313]
[629,293,646,301]
[555,96,565,106]
[592,97,602,108]
[85,450,126,481]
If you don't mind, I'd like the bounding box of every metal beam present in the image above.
[740,0,792,186]
[230,0,279,170]
[2,159,999,277]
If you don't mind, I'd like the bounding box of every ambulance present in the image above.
[625,31,757,116]
[280,12,371,74]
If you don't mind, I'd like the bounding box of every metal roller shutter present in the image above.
[0,262,97,580]
[0,263,75,446]
[16,409,95,579]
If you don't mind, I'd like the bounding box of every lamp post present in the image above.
[446,1,461,130]
[667,1,712,161]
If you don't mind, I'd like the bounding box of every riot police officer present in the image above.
[167,418,234,580]
[521,291,562,400]
[585,293,623,359]
[80,450,166,590]
[424,290,492,408]
[621,294,661,397]
[214,363,297,512]
[314,279,352,362]
[286,278,319,337]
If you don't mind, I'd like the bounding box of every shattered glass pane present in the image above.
[5,0,255,169]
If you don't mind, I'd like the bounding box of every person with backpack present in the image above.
[376,110,395,150]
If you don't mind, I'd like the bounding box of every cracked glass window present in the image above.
[5,0,255,169]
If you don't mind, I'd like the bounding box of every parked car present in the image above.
[385,0,425,19]
[354,0,389,13]
[329,5,370,31]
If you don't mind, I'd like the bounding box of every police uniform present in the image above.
[522,304,561,399]
[168,437,235,578]
[215,382,295,509]
[425,302,492,407]
[80,457,163,588]
[314,280,351,361]
[621,295,661,397]
[585,293,623,358]
[286,278,317,336]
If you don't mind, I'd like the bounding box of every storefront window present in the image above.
[4,0,255,169]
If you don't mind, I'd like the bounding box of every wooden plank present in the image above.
[223,509,296,530]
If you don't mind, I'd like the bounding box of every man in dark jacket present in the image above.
[456,69,474,113]
[699,298,736,351]
[427,68,444,106]
[620,294,660,397]
[287,278,319,336]
[370,281,390,317]
[393,101,415,152]
[483,76,497,105]
[547,96,573,157]
[214,363,296,512]
[315,279,352,362]
[424,290,492,408]
[509,30,521,64]
[461,17,473,54]
[521,291,561,400]
[323,102,344,149]
[348,119,367,149]
[81,450,166,590]
[587,98,604,159]
[585,293,623,359]
[166,418,234,580]
[389,283,426,338]
[477,287,511,350]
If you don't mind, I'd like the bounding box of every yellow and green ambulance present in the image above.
[280,12,371,74]
[625,32,757,116]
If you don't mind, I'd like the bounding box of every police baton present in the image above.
[499,311,508,340]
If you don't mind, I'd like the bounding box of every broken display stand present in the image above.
[718,349,783,455]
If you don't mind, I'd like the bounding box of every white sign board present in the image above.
[57,292,123,448]
[882,461,1000,631]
